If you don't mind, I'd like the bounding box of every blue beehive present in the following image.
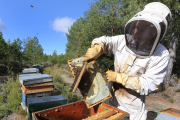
[155,108,180,120]
[27,95,67,120]
[22,91,53,106]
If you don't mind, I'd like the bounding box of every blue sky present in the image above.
[0,0,95,55]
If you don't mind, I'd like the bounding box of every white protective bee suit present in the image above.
[83,2,172,120]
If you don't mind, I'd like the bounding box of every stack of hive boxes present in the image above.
[32,64,44,74]
[19,74,54,109]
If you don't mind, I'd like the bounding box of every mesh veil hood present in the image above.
[124,2,172,57]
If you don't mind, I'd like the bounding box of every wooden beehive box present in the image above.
[32,101,128,120]
[22,90,53,106]
[28,95,67,120]
[67,56,112,108]
[21,82,54,95]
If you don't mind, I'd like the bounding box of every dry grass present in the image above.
[44,65,82,103]
[153,103,166,111]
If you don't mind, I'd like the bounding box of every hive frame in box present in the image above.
[32,101,129,120]
[68,56,112,108]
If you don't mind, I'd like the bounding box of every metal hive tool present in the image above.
[68,56,112,108]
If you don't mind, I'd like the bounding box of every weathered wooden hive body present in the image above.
[32,100,128,120]
[20,74,54,106]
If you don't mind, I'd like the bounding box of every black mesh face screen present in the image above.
[125,20,157,56]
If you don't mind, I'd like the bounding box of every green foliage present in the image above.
[7,38,23,63]
[0,34,25,75]
[0,95,5,103]
[66,0,125,72]
[17,106,27,116]
[162,92,175,103]
[42,53,48,62]
[175,89,180,92]
[170,0,180,76]
[0,76,21,118]
[0,104,9,118]
[0,32,8,61]
[162,87,177,103]
[65,0,180,87]
[170,74,179,86]
[44,66,82,103]
[23,36,44,64]
[41,51,68,66]
[57,54,68,64]
[66,17,86,59]
[51,50,58,64]
[69,73,73,78]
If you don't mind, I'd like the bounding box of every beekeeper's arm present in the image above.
[107,45,169,95]
[83,35,123,62]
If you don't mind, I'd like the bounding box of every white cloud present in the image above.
[51,17,75,34]
[0,19,6,30]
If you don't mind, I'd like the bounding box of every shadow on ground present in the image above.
[147,111,158,120]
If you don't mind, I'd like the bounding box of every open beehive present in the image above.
[32,101,128,120]
[67,56,112,108]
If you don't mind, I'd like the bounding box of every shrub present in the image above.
[44,65,82,103]
[0,75,21,119]
[0,95,5,103]
[175,89,180,92]
[17,106,27,116]
[69,73,73,78]
[170,74,179,87]
[0,104,9,118]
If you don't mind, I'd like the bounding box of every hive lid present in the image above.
[156,108,180,119]
[22,68,38,73]
[19,74,53,85]
[155,112,180,120]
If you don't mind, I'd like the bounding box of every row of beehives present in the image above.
[20,68,67,120]
[30,56,130,120]
[22,58,131,120]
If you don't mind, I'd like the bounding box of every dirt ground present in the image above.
[145,85,180,119]
[3,71,180,120]
[2,113,28,120]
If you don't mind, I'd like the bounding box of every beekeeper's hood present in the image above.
[125,2,172,57]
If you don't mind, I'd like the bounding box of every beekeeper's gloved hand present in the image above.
[106,71,141,93]
[106,70,128,85]
[82,43,104,62]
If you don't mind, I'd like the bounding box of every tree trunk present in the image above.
[164,33,178,89]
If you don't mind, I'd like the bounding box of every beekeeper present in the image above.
[83,2,172,120]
